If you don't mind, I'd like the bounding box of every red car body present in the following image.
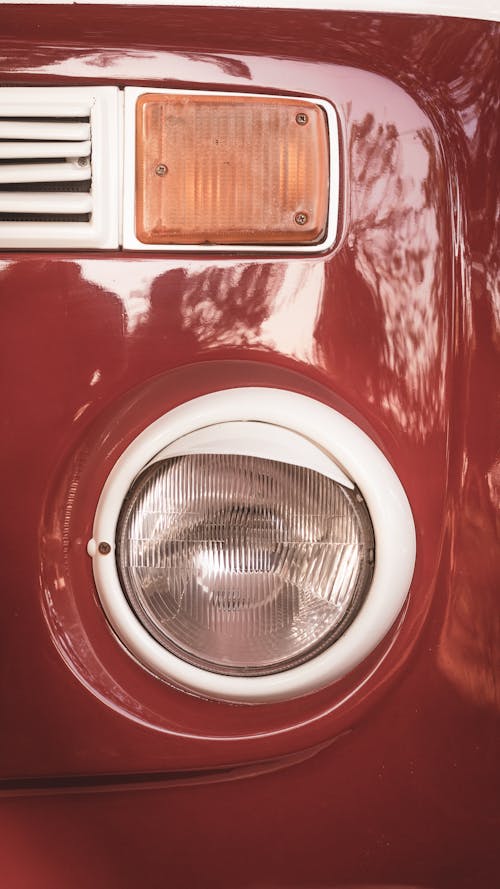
[0,4,498,887]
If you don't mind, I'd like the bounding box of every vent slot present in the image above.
[0,87,119,249]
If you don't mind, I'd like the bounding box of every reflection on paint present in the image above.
[437,462,500,712]
[17,49,252,82]
[177,260,325,363]
[79,260,156,332]
[348,114,445,440]
[259,263,325,362]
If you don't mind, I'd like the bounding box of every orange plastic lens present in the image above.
[135,94,330,246]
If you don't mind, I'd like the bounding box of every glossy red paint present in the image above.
[0,5,498,889]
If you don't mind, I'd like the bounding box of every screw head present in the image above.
[296,112,308,126]
[98,542,111,555]
[77,156,89,167]
[155,163,168,176]
[294,212,308,226]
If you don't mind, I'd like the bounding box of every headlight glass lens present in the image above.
[116,453,375,676]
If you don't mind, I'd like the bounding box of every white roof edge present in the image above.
[0,1,498,25]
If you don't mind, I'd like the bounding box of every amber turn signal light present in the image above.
[135,94,330,246]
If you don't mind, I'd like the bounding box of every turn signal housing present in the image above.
[135,93,330,246]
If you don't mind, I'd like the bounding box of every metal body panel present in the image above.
[0,4,498,888]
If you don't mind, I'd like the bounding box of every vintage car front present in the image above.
[0,1,498,887]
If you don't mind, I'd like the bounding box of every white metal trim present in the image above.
[0,141,91,160]
[0,120,91,140]
[122,86,340,255]
[153,421,354,487]
[89,388,416,704]
[0,160,91,185]
[0,102,90,117]
[0,193,93,214]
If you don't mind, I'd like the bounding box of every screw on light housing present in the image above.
[135,93,329,245]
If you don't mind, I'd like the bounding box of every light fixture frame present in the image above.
[88,388,416,703]
[122,87,340,253]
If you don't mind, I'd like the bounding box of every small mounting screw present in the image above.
[294,212,308,226]
[98,542,111,555]
[155,163,168,176]
[296,112,308,126]
[77,156,89,167]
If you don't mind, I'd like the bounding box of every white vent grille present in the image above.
[0,87,120,249]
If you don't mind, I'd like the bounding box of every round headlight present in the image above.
[116,450,374,677]
[89,388,415,703]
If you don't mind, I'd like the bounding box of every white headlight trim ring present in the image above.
[89,388,416,703]
[152,421,354,488]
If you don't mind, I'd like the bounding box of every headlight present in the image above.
[116,448,374,677]
[89,388,415,703]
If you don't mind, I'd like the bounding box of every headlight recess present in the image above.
[88,388,416,703]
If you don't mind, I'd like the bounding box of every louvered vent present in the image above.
[0,87,119,249]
